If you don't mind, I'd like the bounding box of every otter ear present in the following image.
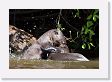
[54,30,58,35]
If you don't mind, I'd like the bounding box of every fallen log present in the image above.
[9,25,37,54]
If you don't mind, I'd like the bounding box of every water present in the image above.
[9,59,99,69]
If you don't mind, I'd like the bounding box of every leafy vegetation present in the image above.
[56,9,99,50]
[81,10,99,49]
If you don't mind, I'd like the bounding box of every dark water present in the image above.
[9,59,99,69]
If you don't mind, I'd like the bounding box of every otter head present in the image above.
[50,29,67,47]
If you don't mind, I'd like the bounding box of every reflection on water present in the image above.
[9,59,99,69]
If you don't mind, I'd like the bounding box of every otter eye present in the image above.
[54,31,58,35]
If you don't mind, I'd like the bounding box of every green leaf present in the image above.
[85,28,89,34]
[93,16,96,22]
[90,43,95,47]
[87,21,93,27]
[87,15,92,20]
[93,9,99,15]
[81,27,84,34]
[81,27,84,31]
[93,15,99,22]
[89,33,92,41]
[95,15,99,19]
[88,43,91,50]
[89,30,95,35]
[82,43,86,49]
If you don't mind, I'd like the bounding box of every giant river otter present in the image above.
[37,29,69,53]
[22,29,69,59]
[21,43,42,59]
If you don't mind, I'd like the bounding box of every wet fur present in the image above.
[48,53,89,61]
[22,29,69,59]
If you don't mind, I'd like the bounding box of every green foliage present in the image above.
[81,9,99,49]
[82,43,86,49]
[56,9,99,50]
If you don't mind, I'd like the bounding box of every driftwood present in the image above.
[9,25,37,53]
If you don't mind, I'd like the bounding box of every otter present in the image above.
[40,46,89,61]
[41,46,70,59]
[37,29,69,53]
[21,43,42,59]
[9,25,72,60]
[21,29,69,59]
[48,53,89,61]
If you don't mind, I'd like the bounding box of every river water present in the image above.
[9,59,99,69]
